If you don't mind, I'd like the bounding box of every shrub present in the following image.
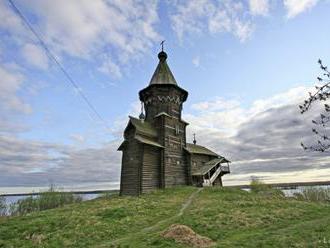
[250,179,272,193]
[249,179,284,198]
[10,185,83,216]
[294,187,330,203]
[0,196,6,216]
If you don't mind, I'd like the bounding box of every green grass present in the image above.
[0,186,330,247]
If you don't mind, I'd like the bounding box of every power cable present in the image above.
[8,0,110,130]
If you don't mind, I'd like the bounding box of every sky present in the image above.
[1,0,330,193]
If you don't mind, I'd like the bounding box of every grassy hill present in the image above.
[1,187,330,247]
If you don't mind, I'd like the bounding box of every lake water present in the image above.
[241,185,330,196]
[279,185,330,197]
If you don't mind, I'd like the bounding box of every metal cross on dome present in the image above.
[160,40,165,52]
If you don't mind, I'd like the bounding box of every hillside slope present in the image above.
[0,187,330,247]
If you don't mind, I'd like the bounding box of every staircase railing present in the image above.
[202,163,231,186]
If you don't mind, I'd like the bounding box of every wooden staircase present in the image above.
[203,165,230,187]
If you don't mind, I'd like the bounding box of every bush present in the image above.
[249,179,284,198]
[0,196,6,216]
[293,187,330,203]
[250,179,272,193]
[10,185,83,216]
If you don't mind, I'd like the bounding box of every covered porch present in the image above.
[191,157,230,187]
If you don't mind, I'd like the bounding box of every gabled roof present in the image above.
[192,158,229,176]
[149,51,177,86]
[184,143,219,157]
[119,117,162,151]
[126,116,158,138]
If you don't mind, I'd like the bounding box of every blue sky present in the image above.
[1,0,330,193]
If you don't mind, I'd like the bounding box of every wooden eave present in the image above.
[135,135,164,148]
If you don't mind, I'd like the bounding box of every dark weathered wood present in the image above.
[118,51,230,196]
[120,128,143,196]
[141,145,161,193]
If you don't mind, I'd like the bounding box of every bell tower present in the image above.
[139,50,190,187]
[139,51,188,121]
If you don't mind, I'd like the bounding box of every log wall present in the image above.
[191,154,215,169]
[120,129,143,196]
[163,116,188,187]
[141,145,161,193]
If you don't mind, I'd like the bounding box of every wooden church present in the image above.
[118,49,230,196]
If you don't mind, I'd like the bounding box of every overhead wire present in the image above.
[7,0,110,131]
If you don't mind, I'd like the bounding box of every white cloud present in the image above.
[0,0,161,78]
[70,134,85,143]
[0,65,32,114]
[0,134,121,187]
[191,97,240,112]
[27,0,160,62]
[284,0,319,18]
[249,86,309,114]
[22,43,49,70]
[170,0,255,42]
[249,0,270,16]
[98,56,122,79]
[0,1,25,35]
[0,85,329,188]
[232,19,255,42]
[185,85,330,185]
[192,56,200,67]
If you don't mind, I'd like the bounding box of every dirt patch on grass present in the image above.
[162,224,215,248]
[25,233,45,245]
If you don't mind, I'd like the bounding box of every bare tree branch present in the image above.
[300,59,330,152]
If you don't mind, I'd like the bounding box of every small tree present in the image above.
[300,59,330,152]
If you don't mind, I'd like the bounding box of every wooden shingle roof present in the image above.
[149,51,177,86]
[128,116,158,138]
[135,135,163,148]
[139,51,188,102]
[192,157,230,176]
[184,143,219,157]
[118,117,163,151]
